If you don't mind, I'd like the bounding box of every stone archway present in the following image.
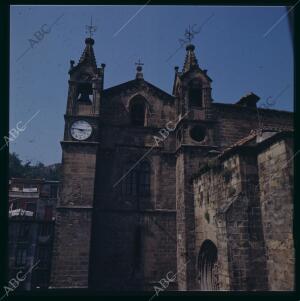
[197,240,219,290]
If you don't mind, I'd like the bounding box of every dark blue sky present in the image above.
[10,5,293,164]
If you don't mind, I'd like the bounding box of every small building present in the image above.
[8,178,59,290]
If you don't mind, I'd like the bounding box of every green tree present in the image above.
[9,153,61,181]
[9,152,25,178]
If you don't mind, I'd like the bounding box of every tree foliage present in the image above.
[9,152,61,181]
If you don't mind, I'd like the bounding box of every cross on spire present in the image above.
[85,16,97,38]
[135,59,144,80]
[184,25,195,44]
[135,59,144,67]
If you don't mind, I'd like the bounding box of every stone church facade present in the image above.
[50,36,294,291]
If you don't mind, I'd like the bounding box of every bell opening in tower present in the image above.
[77,82,93,103]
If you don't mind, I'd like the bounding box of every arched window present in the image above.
[189,80,202,107]
[197,240,219,290]
[130,97,146,126]
[122,161,150,198]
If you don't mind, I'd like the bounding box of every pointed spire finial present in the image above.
[135,59,144,80]
[78,18,97,68]
[182,43,199,73]
[85,16,97,38]
[135,59,144,70]
[180,25,200,73]
[184,24,195,44]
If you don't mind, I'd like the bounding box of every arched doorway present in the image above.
[197,240,219,290]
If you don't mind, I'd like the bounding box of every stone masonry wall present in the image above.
[193,154,242,290]
[214,104,293,148]
[50,143,98,288]
[257,137,294,290]
[90,83,179,290]
[193,149,269,291]
[50,209,92,287]
[176,148,209,290]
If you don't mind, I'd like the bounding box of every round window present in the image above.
[190,126,206,142]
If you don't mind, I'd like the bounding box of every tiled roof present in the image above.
[219,127,293,157]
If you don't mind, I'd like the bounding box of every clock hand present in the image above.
[73,127,85,131]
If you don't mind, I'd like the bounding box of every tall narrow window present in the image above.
[121,161,150,198]
[130,97,146,126]
[122,162,137,196]
[189,80,203,107]
[138,162,150,196]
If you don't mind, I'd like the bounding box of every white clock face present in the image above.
[70,120,92,141]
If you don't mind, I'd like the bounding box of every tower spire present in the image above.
[182,43,199,73]
[79,18,97,68]
[182,25,199,73]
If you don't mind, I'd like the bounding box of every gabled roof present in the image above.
[103,79,175,102]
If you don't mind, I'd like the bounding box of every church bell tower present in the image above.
[173,36,217,290]
[50,31,104,288]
